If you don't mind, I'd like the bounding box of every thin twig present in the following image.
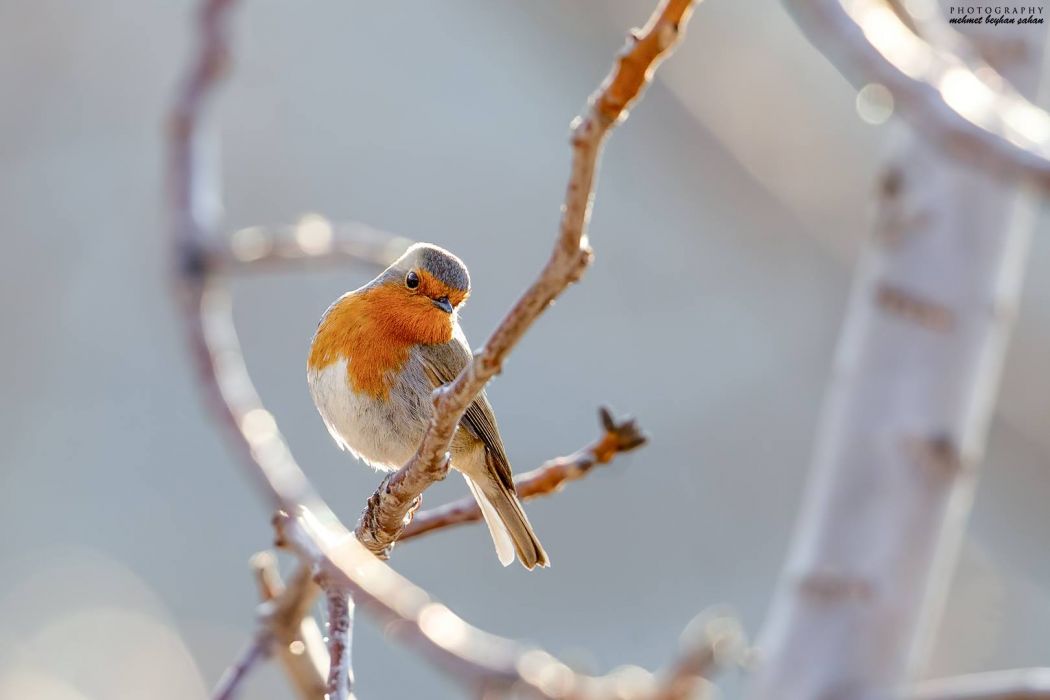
[211,637,270,700]
[401,407,646,541]
[354,0,697,560]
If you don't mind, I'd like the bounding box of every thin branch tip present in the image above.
[597,406,649,458]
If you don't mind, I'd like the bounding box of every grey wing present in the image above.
[416,333,516,491]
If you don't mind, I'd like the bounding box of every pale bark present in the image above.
[749,12,1048,700]
[785,0,1050,189]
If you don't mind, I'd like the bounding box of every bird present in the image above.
[307,242,549,569]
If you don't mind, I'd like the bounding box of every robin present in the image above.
[307,243,549,569]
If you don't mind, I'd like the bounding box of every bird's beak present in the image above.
[432,296,453,314]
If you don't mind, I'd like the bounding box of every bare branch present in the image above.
[784,0,1050,188]
[354,0,696,560]
[401,407,647,541]
[908,669,1050,700]
[277,508,739,700]
[210,218,412,275]
[210,637,269,700]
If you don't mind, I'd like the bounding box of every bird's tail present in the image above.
[462,473,549,570]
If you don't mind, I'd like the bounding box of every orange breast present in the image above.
[308,284,454,398]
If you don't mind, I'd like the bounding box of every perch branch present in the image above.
[784,0,1050,188]
[908,669,1050,700]
[354,0,696,560]
[401,407,646,541]
[170,0,728,697]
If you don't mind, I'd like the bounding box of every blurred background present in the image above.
[3,0,1050,698]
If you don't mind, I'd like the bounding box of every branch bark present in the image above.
[353,0,696,560]
[400,407,646,542]
[749,11,1048,700]
[210,638,269,700]
[324,584,355,700]
[784,0,1050,189]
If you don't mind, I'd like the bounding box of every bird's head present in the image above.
[366,243,471,344]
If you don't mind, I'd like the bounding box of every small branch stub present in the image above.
[401,407,647,542]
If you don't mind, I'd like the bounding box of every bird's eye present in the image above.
[405,271,420,289]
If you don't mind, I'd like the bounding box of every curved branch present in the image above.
[785,0,1050,188]
[281,511,744,700]
[401,408,647,542]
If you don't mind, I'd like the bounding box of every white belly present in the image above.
[307,358,429,470]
